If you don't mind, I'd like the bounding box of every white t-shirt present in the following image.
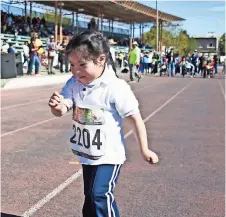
[23,45,29,56]
[109,46,116,62]
[1,43,9,52]
[47,42,56,51]
[61,65,139,165]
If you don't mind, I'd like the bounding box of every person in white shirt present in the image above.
[108,39,116,62]
[48,31,158,217]
[1,40,9,53]
[185,59,195,77]
[23,41,29,65]
[108,38,118,77]
[47,35,57,74]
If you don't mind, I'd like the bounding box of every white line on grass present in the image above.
[22,80,193,217]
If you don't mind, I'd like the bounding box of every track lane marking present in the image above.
[1,98,49,110]
[1,80,169,137]
[218,80,225,101]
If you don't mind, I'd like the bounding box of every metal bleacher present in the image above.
[1,33,129,54]
[1,34,47,53]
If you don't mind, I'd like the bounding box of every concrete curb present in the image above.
[3,74,72,90]
[2,70,130,90]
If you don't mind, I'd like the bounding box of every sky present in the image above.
[1,0,225,37]
[140,0,225,37]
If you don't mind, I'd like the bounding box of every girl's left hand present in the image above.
[142,149,159,164]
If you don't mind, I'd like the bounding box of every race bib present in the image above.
[70,106,106,160]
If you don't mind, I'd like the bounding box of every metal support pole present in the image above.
[60,2,63,43]
[54,1,58,42]
[111,20,114,36]
[132,23,135,39]
[109,20,111,36]
[129,23,132,49]
[160,20,163,52]
[72,11,74,27]
[129,23,132,38]
[76,12,79,34]
[141,23,144,44]
[97,17,99,31]
[25,1,27,24]
[101,15,103,32]
[156,0,159,52]
[29,0,32,26]
[140,23,142,40]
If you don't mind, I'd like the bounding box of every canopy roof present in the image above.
[34,0,185,23]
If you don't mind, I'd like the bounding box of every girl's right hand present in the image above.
[48,92,64,111]
[142,149,159,164]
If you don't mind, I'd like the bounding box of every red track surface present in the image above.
[1,75,225,217]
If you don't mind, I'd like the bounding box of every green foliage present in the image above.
[219,33,225,55]
[143,26,198,56]
[143,26,157,48]
[143,26,174,50]
[187,38,198,54]
[175,30,189,55]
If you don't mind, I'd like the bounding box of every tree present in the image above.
[162,29,174,47]
[143,26,157,48]
[187,38,198,54]
[143,26,198,56]
[219,33,225,55]
[175,30,188,56]
[143,26,174,50]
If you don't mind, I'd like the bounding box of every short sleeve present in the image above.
[60,76,75,110]
[111,80,139,118]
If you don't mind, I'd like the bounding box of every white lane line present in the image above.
[22,80,193,217]
[15,149,28,153]
[2,83,148,110]
[22,170,83,217]
[124,80,193,138]
[219,80,225,101]
[1,83,154,137]
[1,85,62,96]
[1,115,69,138]
[1,98,49,110]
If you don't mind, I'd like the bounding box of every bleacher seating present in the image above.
[1,33,130,54]
[1,34,47,53]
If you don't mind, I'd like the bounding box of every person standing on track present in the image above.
[167,48,175,77]
[191,49,199,75]
[47,35,57,74]
[48,30,159,217]
[128,41,142,82]
[27,37,41,75]
[58,37,69,73]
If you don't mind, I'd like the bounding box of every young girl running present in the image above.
[48,30,159,217]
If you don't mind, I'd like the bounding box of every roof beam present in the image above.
[33,0,185,24]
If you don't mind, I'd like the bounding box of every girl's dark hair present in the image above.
[66,30,116,73]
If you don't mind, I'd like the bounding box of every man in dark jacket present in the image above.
[167,48,175,77]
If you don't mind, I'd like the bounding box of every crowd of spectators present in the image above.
[1,10,55,38]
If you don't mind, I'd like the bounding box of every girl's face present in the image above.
[68,51,106,85]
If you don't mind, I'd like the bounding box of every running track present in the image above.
[1,75,225,217]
